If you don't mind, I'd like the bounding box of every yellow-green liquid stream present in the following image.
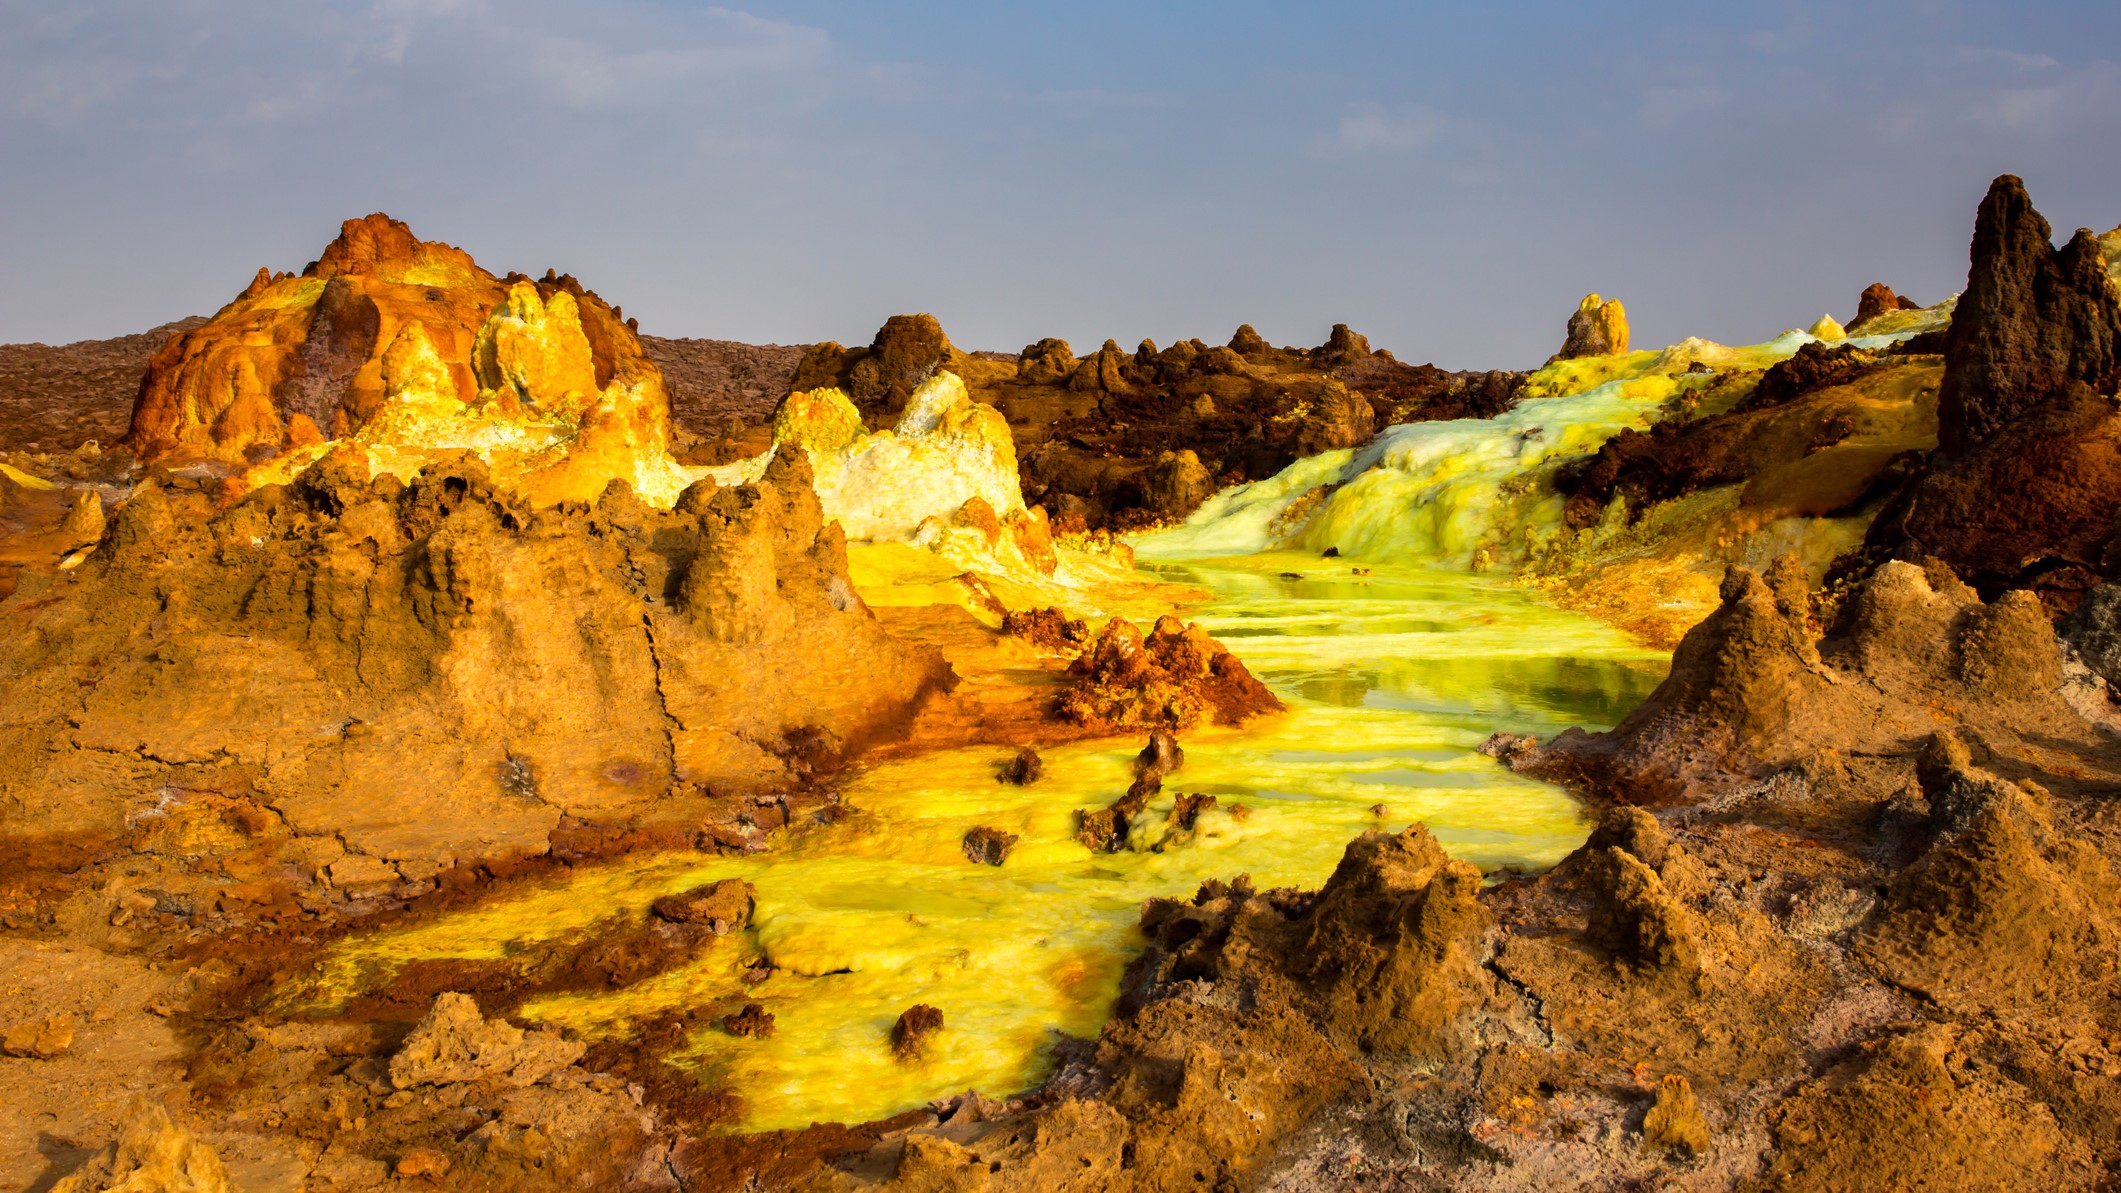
[281,554,1665,1130]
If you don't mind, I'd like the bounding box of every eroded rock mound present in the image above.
[1859,730,2121,1008]
[1551,293,1630,361]
[1849,282,1921,332]
[0,448,949,870]
[1526,555,2082,802]
[1759,1025,2092,1189]
[790,314,964,424]
[1056,615,1281,732]
[51,1099,230,1193]
[128,215,665,473]
[389,992,585,1090]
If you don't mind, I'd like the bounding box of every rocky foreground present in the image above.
[1,176,2119,1191]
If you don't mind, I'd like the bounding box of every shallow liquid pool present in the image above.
[282,554,1667,1131]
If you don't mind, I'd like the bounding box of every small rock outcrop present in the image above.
[650,878,754,933]
[790,314,963,424]
[1642,1074,1710,1155]
[51,1100,230,1193]
[1551,293,1630,361]
[2,1011,75,1058]
[57,491,104,547]
[890,1004,945,1061]
[1524,555,2084,802]
[1139,449,1216,520]
[961,826,1019,866]
[1311,323,1372,368]
[1057,615,1281,732]
[724,1002,776,1038]
[388,992,585,1089]
[1068,340,1136,396]
[1858,730,2121,1007]
[1016,337,1076,385]
[1849,282,1921,331]
[127,215,667,480]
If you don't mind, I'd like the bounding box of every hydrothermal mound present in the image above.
[0,174,2119,1192]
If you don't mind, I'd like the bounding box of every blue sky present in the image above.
[3,1,2119,367]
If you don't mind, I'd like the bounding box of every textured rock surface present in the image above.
[1861,176,2121,602]
[125,214,701,512]
[1525,555,2085,802]
[1935,175,2121,454]
[1056,614,1281,732]
[50,1100,230,1193]
[1551,293,1631,361]
[388,993,585,1089]
[0,448,949,870]
[1849,282,1921,331]
[795,315,1519,531]
[790,314,963,424]
[0,318,207,454]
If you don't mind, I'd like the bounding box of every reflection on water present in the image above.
[279,554,1667,1132]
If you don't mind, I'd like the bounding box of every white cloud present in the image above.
[1337,102,1444,152]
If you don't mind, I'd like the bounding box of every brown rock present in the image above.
[1584,846,1701,975]
[394,1148,452,1179]
[1642,1074,1709,1155]
[50,1099,230,1193]
[1228,323,1271,358]
[0,449,950,871]
[1135,729,1185,778]
[58,490,105,547]
[1550,293,1630,361]
[1138,449,1216,520]
[1057,615,1281,732]
[650,878,755,933]
[126,214,669,465]
[999,746,1044,785]
[1016,337,1076,385]
[1849,282,1921,331]
[1285,378,1377,458]
[1167,792,1217,831]
[1936,175,2121,454]
[999,606,1089,655]
[1311,323,1372,367]
[723,1002,776,1038]
[1526,555,2087,803]
[853,314,959,420]
[2,1011,75,1058]
[1885,379,2121,600]
[1074,805,1128,853]
[1294,825,1495,1055]
[1858,731,2120,1007]
[962,826,1020,866]
[890,1004,944,1061]
[387,992,585,1089]
[1068,339,1136,396]
[1760,1026,2091,1189]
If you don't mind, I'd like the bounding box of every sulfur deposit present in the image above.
[128,213,700,508]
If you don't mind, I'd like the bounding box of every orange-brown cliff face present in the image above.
[125,214,662,470]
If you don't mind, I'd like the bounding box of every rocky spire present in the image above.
[1936,175,2121,454]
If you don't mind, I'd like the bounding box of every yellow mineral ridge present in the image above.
[1141,317,1946,575]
